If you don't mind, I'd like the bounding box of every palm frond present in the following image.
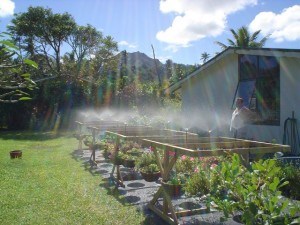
[214,41,228,50]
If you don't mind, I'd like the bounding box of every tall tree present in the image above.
[200,52,210,64]
[67,24,102,71]
[165,59,174,79]
[8,6,76,76]
[215,26,269,50]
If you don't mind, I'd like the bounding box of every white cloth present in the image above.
[230,106,248,131]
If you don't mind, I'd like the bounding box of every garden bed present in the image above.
[104,128,198,188]
[74,122,297,225]
[140,137,291,225]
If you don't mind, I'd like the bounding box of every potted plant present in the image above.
[183,170,211,197]
[161,173,186,197]
[136,152,161,182]
[10,150,22,159]
[175,155,198,176]
[140,164,161,182]
[110,151,124,165]
[103,142,113,159]
[126,147,144,156]
[83,136,93,149]
[120,147,144,168]
[91,140,106,151]
[121,154,137,168]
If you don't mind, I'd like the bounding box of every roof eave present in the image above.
[165,47,300,93]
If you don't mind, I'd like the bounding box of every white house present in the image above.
[167,47,300,154]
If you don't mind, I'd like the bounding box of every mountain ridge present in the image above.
[116,51,198,83]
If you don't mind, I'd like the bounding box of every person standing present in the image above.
[230,97,251,138]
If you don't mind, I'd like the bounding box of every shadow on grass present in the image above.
[0,130,69,141]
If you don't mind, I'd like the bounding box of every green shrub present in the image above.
[210,154,298,225]
[135,151,157,170]
[140,164,159,173]
[175,155,198,175]
[279,163,300,200]
[184,170,210,196]
[168,173,186,185]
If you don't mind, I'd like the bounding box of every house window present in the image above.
[235,55,280,125]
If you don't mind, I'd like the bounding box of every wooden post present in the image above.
[76,121,83,151]
[92,128,96,163]
[163,146,170,214]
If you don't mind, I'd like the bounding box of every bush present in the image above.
[175,155,198,175]
[135,151,157,170]
[140,164,159,173]
[211,154,299,224]
[279,163,300,200]
[184,170,210,196]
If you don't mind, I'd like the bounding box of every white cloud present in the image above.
[249,5,300,42]
[118,40,138,49]
[156,0,257,48]
[0,0,15,17]
[164,43,191,53]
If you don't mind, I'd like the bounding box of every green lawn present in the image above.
[0,131,145,225]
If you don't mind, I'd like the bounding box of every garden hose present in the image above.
[283,111,300,156]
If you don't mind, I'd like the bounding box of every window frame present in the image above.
[237,54,280,126]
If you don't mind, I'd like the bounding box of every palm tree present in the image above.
[215,26,270,50]
[200,52,210,64]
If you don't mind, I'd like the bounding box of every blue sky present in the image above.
[0,0,299,65]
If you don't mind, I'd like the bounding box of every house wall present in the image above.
[246,56,300,144]
[181,54,238,135]
[181,53,300,149]
[280,57,300,145]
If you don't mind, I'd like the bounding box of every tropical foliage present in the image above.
[215,26,269,50]
[0,6,184,130]
[200,52,210,64]
[0,32,37,103]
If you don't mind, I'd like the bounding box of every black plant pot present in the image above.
[111,157,123,166]
[161,181,182,197]
[140,171,161,182]
[123,159,135,168]
[10,150,22,159]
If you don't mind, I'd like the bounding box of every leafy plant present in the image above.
[140,164,159,173]
[167,173,186,185]
[120,153,137,161]
[175,155,198,175]
[135,151,157,170]
[211,154,298,225]
[278,163,300,200]
[119,141,141,153]
[126,147,144,156]
[184,160,222,198]
[0,32,37,103]
[83,136,92,146]
[110,151,124,165]
[184,170,210,196]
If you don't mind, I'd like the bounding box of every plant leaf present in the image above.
[21,73,31,78]
[0,40,18,50]
[19,97,32,101]
[24,59,38,69]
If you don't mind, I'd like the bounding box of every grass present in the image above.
[0,131,145,225]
